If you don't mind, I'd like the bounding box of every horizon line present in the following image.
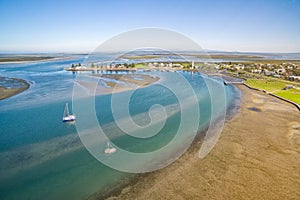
[0,49,300,55]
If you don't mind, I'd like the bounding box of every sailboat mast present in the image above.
[66,103,69,116]
[64,103,70,117]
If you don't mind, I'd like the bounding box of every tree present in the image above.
[293,69,300,76]
[71,64,75,68]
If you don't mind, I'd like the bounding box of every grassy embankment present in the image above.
[245,78,300,104]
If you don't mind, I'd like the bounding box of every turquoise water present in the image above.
[0,57,239,199]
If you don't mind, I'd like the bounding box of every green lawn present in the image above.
[245,79,287,92]
[134,63,148,68]
[245,78,300,104]
[274,88,300,104]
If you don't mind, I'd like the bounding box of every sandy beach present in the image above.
[100,84,300,200]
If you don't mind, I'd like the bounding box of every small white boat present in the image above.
[62,103,76,122]
[104,141,117,154]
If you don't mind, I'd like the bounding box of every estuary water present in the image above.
[0,56,240,200]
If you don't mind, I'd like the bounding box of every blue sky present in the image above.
[0,0,300,52]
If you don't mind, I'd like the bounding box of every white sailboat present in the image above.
[62,103,76,122]
[104,141,117,154]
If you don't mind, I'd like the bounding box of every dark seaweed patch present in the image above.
[247,107,262,112]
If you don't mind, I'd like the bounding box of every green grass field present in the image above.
[274,88,300,104]
[134,63,148,68]
[245,78,300,104]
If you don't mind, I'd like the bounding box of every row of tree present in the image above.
[71,63,81,68]
[115,63,135,68]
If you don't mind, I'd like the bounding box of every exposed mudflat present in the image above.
[102,85,300,200]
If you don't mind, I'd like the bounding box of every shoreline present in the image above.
[0,77,30,100]
[243,82,300,111]
[91,83,299,200]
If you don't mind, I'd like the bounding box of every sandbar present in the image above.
[0,77,30,100]
[75,74,160,95]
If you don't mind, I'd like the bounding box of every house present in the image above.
[172,63,183,68]
[283,85,294,90]
[264,70,276,76]
[273,74,281,78]
[276,68,286,74]
[148,63,154,68]
[251,69,262,73]
[235,64,245,70]
[288,76,300,81]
